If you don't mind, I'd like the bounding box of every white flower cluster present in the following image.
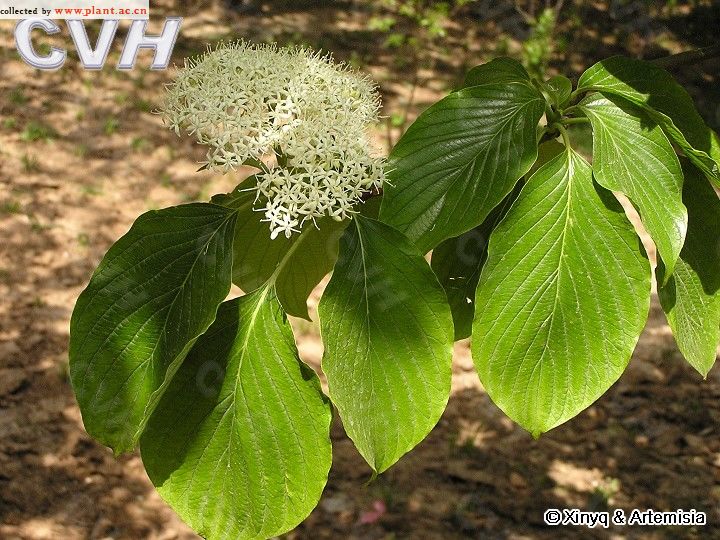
[163,41,385,239]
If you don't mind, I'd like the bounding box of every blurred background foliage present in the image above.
[172,0,720,148]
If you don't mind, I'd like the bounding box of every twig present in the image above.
[546,0,564,16]
[652,44,720,70]
[514,0,534,23]
[400,70,420,135]
[386,60,420,153]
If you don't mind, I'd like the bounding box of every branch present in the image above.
[652,44,720,70]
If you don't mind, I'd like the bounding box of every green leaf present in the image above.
[577,56,720,186]
[69,203,237,453]
[528,139,565,177]
[544,75,572,108]
[578,93,687,278]
[431,185,520,340]
[319,216,454,472]
[212,183,347,320]
[269,218,348,318]
[472,148,651,436]
[464,57,530,87]
[379,82,544,253]
[659,164,720,377]
[141,289,332,540]
[358,195,383,219]
[711,129,720,176]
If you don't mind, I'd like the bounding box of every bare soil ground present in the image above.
[1,1,719,538]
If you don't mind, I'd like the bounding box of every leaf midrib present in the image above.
[580,81,716,168]
[77,211,236,402]
[133,210,237,444]
[388,96,542,233]
[351,218,378,444]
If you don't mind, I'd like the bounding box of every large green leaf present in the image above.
[578,93,687,278]
[472,148,651,436]
[528,139,566,177]
[141,289,332,540]
[431,185,520,341]
[659,164,720,377]
[544,75,572,108]
[379,81,544,253]
[577,56,720,186]
[319,216,454,472]
[430,139,563,342]
[212,183,347,319]
[69,203,237,453]
[464,57,530,87]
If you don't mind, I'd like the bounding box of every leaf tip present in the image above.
[364,470,380,485]
[697,364,712,380]
[109,440,135,457]
[684,355,715,380]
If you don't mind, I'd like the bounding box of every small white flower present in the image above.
[163,41,385,239]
